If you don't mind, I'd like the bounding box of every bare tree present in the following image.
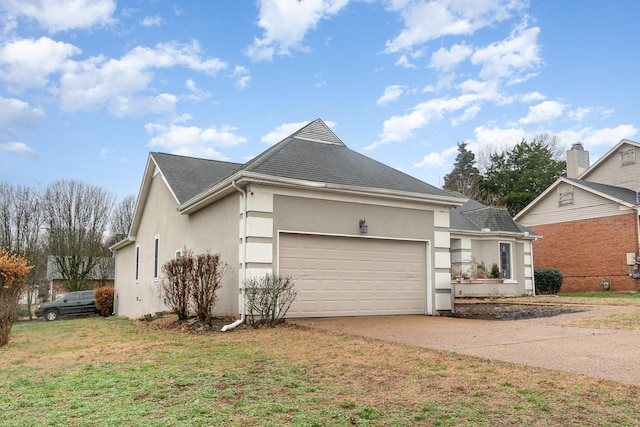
[43,180,115,292]
[0,184,46,318]
[107,194,136,247]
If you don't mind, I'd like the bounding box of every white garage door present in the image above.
[279,233,427,318]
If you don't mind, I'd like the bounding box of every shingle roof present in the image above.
[566,178,639,205]
[153,119,455,202]
[152,153,242,204]
[450,196,537,236]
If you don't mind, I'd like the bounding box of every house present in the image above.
[45,255,115,300]
[450,196,539,297]
[110,119,465,321]
[515,141,640,293]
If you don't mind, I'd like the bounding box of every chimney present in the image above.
[566,142,589,178]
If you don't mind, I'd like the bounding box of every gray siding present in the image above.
[584,144,640,190]
[518,184,627,227]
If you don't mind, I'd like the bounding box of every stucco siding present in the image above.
[114,175,241,318]
[583,144,640,190]
[518,184,629,227]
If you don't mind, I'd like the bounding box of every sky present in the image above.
[1,0,638,201]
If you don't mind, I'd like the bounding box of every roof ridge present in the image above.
[292,118,344,146]
[151,151,242,168]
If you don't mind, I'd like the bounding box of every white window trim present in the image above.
[499,241,515,282]
[153,235,160,281]
[558,184,574,207]
[175,248,183,259]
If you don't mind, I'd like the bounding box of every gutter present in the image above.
[221,180,247,332]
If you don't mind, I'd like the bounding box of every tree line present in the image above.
[0,180,136,315]
[442,133,566,216]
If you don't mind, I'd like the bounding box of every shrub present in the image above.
[162,251,195,321]
[535,268,563,294]
[490,263,500,279]
[245,274,297,327]
[94,286,114,317]
[161,249,227,324]
[191,252,228,325]
[0,249,33,346]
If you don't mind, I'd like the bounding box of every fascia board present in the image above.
[450,229,539,240]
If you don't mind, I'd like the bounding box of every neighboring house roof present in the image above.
[451,195,538,237]
[515,177,640,221]
[116,119,463,249]
[578,139,640,180]
[46,255,115,280]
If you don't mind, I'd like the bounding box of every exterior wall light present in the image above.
[359,219,368,233]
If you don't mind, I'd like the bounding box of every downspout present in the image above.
[221,181,247,331]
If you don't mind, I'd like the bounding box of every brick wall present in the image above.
[530,213,640,293]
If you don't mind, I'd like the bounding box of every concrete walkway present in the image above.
[292,304,640,386]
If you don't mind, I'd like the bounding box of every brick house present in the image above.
[515,141,640,292]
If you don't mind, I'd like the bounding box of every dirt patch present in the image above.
[451,303,583,320]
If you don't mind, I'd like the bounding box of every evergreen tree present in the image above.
[481,135,566,216]
[443,142,482,198]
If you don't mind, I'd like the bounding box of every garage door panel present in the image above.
[281,233,427,317]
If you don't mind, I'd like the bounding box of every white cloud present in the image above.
[429,43,472,71]
[385,0,526,53]
[184,79,211,101]
[59,42,227,115]
[518,100,565,124]
[414,152,447,169]
[471,25,542,82]
[0,96,45,128]
[145,122,248,159]
[474,125,526,147]
[451,105,481,127]
[567,107,591,121]
[377,85,405,106]
[0,37,81,89]
[557,125,638,148]
[521,91,545,102]
[394,54,417,68]
[141,15,164,27]
[1,0,116,32]
[231,65,251,89]
[245,0,350,61]
[0,141,37,156]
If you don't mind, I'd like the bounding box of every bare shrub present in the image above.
[191,252,228,325]
[94,285,114,317]
[245,274,297,327]
[0,249,32,346]
[161,251,194,321]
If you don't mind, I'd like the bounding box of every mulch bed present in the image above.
[451,303,583,320]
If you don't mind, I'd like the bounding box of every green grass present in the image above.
[1,316,639,426]
[559,291,640,299]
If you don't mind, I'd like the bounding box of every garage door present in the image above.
[279,233,427,317]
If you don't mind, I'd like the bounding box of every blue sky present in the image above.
[1,0,638,200]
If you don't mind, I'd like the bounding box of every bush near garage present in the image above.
[245,274,297,327]
[94,286,114,317]
[535,268,563,294]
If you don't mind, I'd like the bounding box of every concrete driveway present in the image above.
[291,304,640,386]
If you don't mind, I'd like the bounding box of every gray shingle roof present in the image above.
[566,178,639,205]
[450,196,537,236]
[152,153,242,204]
[153,119,455,202]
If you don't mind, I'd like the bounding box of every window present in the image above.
[175,248,182,259]
[135,245,140,282]
[620,146,636,166]
[153,236,160,280]
[499,242,512,280]
[558,184,574,206]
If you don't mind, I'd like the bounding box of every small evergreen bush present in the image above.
[534,268,563,294]
[490,263,500,279]
[94,286,114,317]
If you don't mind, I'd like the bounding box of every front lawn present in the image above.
[1,317,638,426]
